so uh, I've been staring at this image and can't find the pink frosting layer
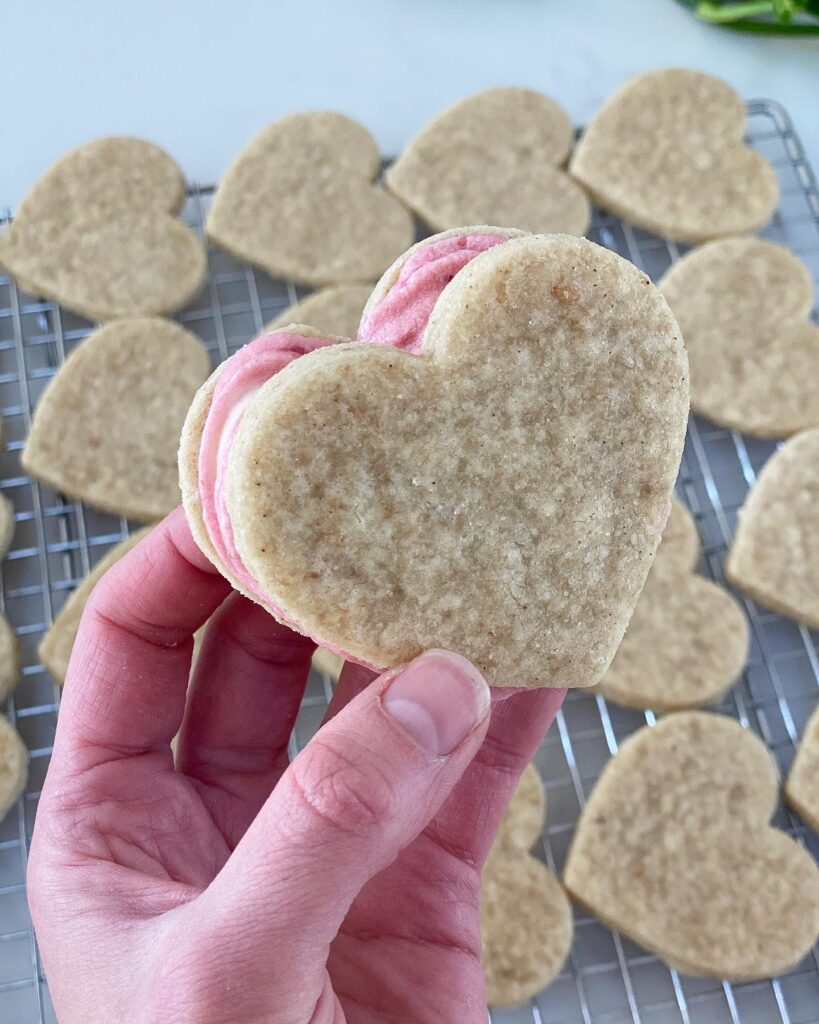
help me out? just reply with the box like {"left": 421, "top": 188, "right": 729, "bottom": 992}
{"left": 199, "top": 331, "right": 336, "bottom": 620}
{"left": 359, "top": 233, "right": 507, "bottom": 352}
{"left": 199, "top": 232, "right": 509, "bottom": 668}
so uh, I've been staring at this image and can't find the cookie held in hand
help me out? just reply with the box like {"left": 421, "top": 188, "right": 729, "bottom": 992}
{"left": 482, "top": 764, "right": 573, "bottom": 1007}
{"left": 564, "top": 712, "right": 819, "bottom": 979}
{"left": 0, "top": 137, "right": 206, "bottom": 321}
{"left": 571, "top": 69, "right": 778, "bottom": 243}
{"left": 598, "top": 499, "right": 749, "bottom": 711}
{"left": 726, "top": 428, "right": 819, "bottom": 628}
{"left": 387, "top": 87, "right": 590, "bottom": 236}
{"left": 180, "top": 228, "right": 688, "bottom": 687}
{"left": 660, "top": 238, "right": 819, "bottom": 438}
{"left": 207, "top": 112, "right": 414, "bottom": 286}
{"left": 24, "top": 319, "right": 210, "bottom": 522}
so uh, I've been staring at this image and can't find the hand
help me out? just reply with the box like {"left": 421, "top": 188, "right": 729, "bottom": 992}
{"left": 28, "top": 508, "right": 565, "bottom": 1024}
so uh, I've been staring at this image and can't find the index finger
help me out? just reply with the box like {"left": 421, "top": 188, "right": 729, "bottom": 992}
{"left": 54, "top": 507, "right": 231, "bottom": 767}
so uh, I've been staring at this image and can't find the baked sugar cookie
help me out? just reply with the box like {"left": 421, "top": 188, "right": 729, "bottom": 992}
{"left": 599, "top": 498, "right": 748, "bottom": 711}
{"left": 660, "top": 238, "right": 819, "bottom": 438}
{"left": 494, "top": 762, "right": 545, "bottom": 852}
{"left": 24, "top": 319, "right": 210, "bottom": 521}
{"left": 654, "top": 498, "right": 700, "bottom": 576}
{"left": 0, "top": 137, "right": 205, "bottom": 321}
{"left": 386, "top": 87, "right": 590, "bottom": 236}
{"left": 181, "top": 229, "right": 688, "bottom": 687}
{"left": 39, "top": 529, "right": 151, "bottom": 684}
{"left": 266, "top": 285, "right": 371, "bottom": 341}
{"left": 482, "top": 764, "right": 572, "bottom": 1006}
{"left": 785, "top": 706, "right": 819, "bottom": 832}
{"left": 0, "top": 493, "right": 14, "bottom": 561}
{"left": 482, "top": 853, "right": 573, "bottom": 1007}
{"left": 311, "top": 647, "right": 343, "bottom": 682}
{"left": 0, "top": 614, "right": 20, "bottom": 704}
{"left": 571, "top": 69, "right": 778, "bottom": 243}
{"left": 564, "top": 712, "right": 819, "bottom": 979}
{"left": 207, "top": 112, "right": 414, "bottom": 286}
{"left": 0, "top": 715, "right": 28, "bottom": 823}
{"left": 726, "top": 429, "right": 819, "bottom": 628}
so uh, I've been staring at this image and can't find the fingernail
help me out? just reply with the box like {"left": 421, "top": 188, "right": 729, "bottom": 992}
{"left": 381, "top": 649, "right": 490, "bottom": 755}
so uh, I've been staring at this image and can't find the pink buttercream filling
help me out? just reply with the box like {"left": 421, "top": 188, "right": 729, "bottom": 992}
{"left": 359, "top": 233, "right": 507, "bottom": 352}
{"left": 199, "top": 331, "right": 336, "bottom": 624}
{"left": 199, "top": 232, "right": 510, "bottom": 666}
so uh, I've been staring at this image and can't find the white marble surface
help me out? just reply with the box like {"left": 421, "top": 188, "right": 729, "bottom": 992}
{"left": 3, "top": 0, "right": 818, "bottom": 207}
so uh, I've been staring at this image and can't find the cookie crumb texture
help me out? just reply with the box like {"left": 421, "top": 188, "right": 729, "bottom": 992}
{"left": 564, "top": 712, "right": 819, "bottom": 979}
{"left": 726, "top": 428, "right": 819, "bottom": 628}
{"left": 23, "top": 319, "right": 210, "bottom": 522}
{"left": 571, "top": 69, "right": 778, "bottom": 243}
{"left": 229, "top": 235, "right": 688, "bottom": 686}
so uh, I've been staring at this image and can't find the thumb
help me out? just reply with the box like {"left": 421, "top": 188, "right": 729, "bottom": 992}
{"left": 196, "top": 649, "right": 490, "bottom": 990}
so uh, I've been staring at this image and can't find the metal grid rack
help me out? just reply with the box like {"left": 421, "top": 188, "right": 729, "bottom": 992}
{"left": 0, "top": 99, "right": 817, "bottom": 1024}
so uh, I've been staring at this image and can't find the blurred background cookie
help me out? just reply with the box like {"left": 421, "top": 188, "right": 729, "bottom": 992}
{"left": 727, "top": 428, "right": 819, "bottom": 628}
{"left": 387, "top": 87, "right": 590, "bottom": 236}
{"left": 482, "top": 764, "right": 573, "bottom": 1007}
{"left": 571, "top": 69, "right": 778, "bottom": 242}
{"left": 265, "top": 284, "right": 371, "bottom": 340}
{"left": 661, "top": 238, "right": 819, "bottom": 438}
{"left": 23, "top": 319, "right": 210, "bottom": 522}
{"left": 39, "top": 529, "right": 152, "bottom": 685}
{"left": 207, "top": 112, "right": 414, "bottom": 286}
{"left": 0, "top": 715, "right": 28, "bottom": 824}
{"left": 564, "top": 712, "right": 819, "bottom": 979}
{"left": 598, "top": 498, "right": 749, "bottom": 711}
{"left": 0, "top": 137, "right": 206, "bottom": 321}
{"left": 786, "top": 707, "right": 819, "bottom": 832}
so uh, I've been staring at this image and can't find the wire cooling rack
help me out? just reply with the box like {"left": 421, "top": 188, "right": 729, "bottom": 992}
{"left": 0, "top": 99, "right": 818, "bottom": 1024}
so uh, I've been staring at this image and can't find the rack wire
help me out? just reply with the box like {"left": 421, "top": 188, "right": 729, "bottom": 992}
{"left": 0, "top": 99, "right": 817, "bottom": 1024}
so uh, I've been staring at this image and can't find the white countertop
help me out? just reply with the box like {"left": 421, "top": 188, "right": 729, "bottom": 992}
{"left": 3, "top": 0, "right": 818, "bottom": 208}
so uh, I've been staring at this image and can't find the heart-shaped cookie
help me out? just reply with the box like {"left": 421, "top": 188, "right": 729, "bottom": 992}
{"left": 180, "top": 231, "right": 688, "bottom": 687}
{"left": 726, "top": 428, "right": 819, "bottom": 628}
{"left": 564, "top": 712, "right": 819, "bottom": 979}
{"left": 265, "top": 284, "right": 372, "bottom": 341}
{"left": 386, "top": 87, "right": 590, "bottom": 236}
{"left": 24, "top": 319, "right": 210, "bottom": 522}
{"left": 660, "top": 238, "right": 819, "bottom": 438}
{"left": 0, "top": 715, "right": 28, "bottom": 824}
{"left": 0, "top": 137, "right": 206, "bottom": 321}
{"left": 786, "top": 706, "right": 819, "bottom": 832}
{"left": 570, "top": 69, "right": 778, "bottom": 243}
{"left": 482, "top": 764, "right": 573, "bottom": 1007}
{"left": 207, "top": 112, "right": 414, "bottom": 286}
{"left": 598, "top": 498, "right": 749, "bottom": 711}
{"left": 39, "top": 528, "right": 152, "bottom": 684}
